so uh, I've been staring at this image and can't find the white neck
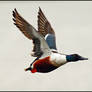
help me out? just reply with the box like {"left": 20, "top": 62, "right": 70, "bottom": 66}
{"left": 50, "top": 52, "right": 67, "bottom": 67}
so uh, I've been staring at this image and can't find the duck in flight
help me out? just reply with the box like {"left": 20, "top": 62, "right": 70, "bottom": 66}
{"left": 12, "top": 8, "right": 88, "bottom": 73}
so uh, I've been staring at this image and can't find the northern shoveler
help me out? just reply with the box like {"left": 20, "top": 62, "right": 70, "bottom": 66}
{"left": 12, "top": 8, "right": 88, "bottom": 73}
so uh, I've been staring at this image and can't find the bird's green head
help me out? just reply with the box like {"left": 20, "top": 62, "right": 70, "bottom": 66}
{"left": 66, "top": 54, "right": 88, "bottom": 62}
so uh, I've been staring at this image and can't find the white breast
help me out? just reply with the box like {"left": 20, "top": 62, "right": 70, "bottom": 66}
{"left": 50, "top": 53, "right": 67, "bottom": 67}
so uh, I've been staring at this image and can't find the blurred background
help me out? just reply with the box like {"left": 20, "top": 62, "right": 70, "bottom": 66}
{"left": 0, "top": 1, "right": 92, "bottom": 91}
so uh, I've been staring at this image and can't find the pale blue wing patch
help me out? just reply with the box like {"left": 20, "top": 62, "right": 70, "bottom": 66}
{"left": 45, "top": 34, "right": 57, "bottom": 50}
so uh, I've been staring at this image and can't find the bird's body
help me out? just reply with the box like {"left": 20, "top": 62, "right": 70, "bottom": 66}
{"left": 12, "top": 8, "right": 88, "bottom": 73}
{"left": 30, "top": 52, "right": 67, "bottom": 73}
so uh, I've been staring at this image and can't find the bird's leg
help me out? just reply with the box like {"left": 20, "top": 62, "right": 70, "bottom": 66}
{"left": 24, "top": 67, "right": 32, "bottom": 71}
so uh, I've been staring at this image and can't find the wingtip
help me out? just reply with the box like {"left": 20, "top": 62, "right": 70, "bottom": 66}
{"left": 39, "top": 7, "right": 41, "bottom": 10}
{"left": 13, "top": 8, "right": 18, "bottom": 14}
{"left": 39, "top": 7, "right": 42, "bottom": 12}
{"left": 12, "top": 8, "right": 20, "bottom": 18}
{"left": 12, "top": 8, "right": 16, "bottom": 13}
{"left": 14, "top": 8, "right": 17, "bottom": 11}
{"left": 12, "top": 8, "right": 17, "bottom": 17}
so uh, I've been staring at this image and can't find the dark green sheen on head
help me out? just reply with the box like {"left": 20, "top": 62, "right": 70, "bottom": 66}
{"left": 66, "top": 54, "right": 88, "bottom": 62}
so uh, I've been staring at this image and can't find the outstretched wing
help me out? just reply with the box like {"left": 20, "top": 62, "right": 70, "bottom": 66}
{"left": 12, "top": 9, "right": 51, "bottom": 57}
{"left": 38, "top": 7, "right": 57, "bottom": 50}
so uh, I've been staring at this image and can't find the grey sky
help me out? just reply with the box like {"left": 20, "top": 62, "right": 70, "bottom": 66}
{"left": 0, "top": 1, "right": 92, "bottom": 91}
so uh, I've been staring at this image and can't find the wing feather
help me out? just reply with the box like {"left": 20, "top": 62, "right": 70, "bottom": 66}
{"left": 38, "top": 7, "right": 55, "bottom": 37}
{"left": 38, "top": 7, "right": 57, "bottom": 50}
{"left": 12, "top": 8, "right": 51, "bottom": 57}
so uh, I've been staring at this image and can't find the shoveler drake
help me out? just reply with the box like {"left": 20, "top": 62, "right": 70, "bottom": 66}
{"left": 12, "top": 8, "right": 88, "bottom": 73}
